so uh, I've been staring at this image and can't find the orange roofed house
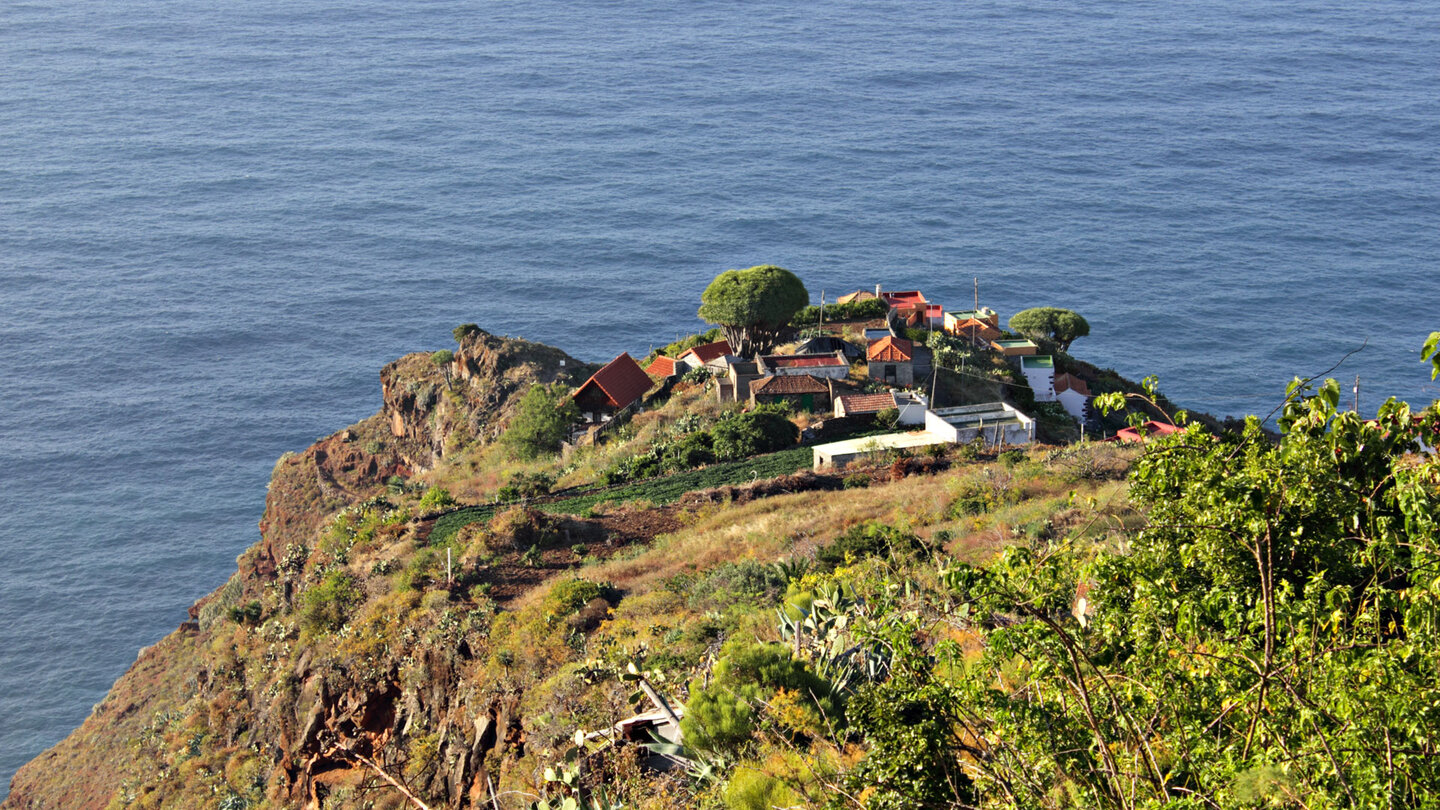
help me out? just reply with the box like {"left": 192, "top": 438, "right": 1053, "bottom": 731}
{"left": 866, "top": 335, "right": 914, "bottom": 386}
{"left": 644, "top": 355, "right": 685, "bottom": 379}
{"left": 572, "top": 353, "right": 653, "bottom": 423}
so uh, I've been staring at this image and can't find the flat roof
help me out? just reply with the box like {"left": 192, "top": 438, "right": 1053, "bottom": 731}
{"left": 1021, "top": 355, "right": 1054, "bottom": 369}
{"left": 992, "top": 339, "right": 1037, "bottom": 348}
{"left": 930, "top": 402, "right": 1031, "bottom": 427}
{"left": 813, "top": 431, "right": 946, "bottom": 456}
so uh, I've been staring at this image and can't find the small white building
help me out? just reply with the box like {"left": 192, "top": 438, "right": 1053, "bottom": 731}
{"left": 924, "top": 403, "right": 1035, "bottom": 447}
{"left": 1021, "top": 355, "right": 1056, "bottom": 402}
{"left": 1052, "top": 373, "right": 1092, "bottom": 422}
{"left": 813, "top": 430, "right": 948, "bottom": 469}
{"left": 833, "top": 391, "right": 928, "bottom": 425}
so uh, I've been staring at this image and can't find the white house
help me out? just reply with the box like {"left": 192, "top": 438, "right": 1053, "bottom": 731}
{"left": 833, "top": 391, "right": 928, "bottom": 425}
{"left": 924, "top": 403, "right": 1035, "bottom": 447}
{"left": 1052, "top": 373, "right": 1091, "bottom": 422}
{"left": 1021, "top": 355, "right": 1056, "bottom": 402}
{"left": 812, "top": 430, "right": 947, "bottom": 469}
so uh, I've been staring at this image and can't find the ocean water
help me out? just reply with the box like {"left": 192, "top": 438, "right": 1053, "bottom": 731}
{"left": 2, "top": 0, "right": 1437, "bottom": 792}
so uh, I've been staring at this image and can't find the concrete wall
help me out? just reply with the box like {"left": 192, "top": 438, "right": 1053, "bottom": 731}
{"left": 867, "top": 360, "right": 914, "bottom": 386}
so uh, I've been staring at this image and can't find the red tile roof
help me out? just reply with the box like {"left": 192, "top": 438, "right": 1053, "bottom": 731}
{"left": 880, "top": 290, "right": 927, "bottom": 307}
{"left": 867, "top": 335, "right": 914, "bottom": 362}
{"left": 1115, "top": 421, "right": 1181, "bottom": 443}
{"left": 573, "top": 353, "right": 653, "bottom": 410}
{"left": 836, "top": 393, "right": 899, "bottom": 415}
{"left": 645, "top": 355, "right": 683, "bottom": 377}
{"left": 763, "top": 353, "right": 846, "bottom": 368}
{"left": 751, "top": 374, "right": 830, "bottom": 395}
{"left": 1053, "top": 373, "right": 1091, "bottom": 396}
{"left": 951, "top": 318, "right": 1000, "bottom": 339}
{"left": 679, "top": 340, "right": 733, "bottom": 364}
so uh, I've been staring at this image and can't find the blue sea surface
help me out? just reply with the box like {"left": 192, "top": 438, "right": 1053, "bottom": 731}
{"left": 1, "top": 0, "right": 1437, "bottom": 792}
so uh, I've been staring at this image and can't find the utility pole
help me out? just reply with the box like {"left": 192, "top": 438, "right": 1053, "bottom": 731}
{"left": 819, "top": 288, "right": 825, "bottom": 330}
{"left": 974, "top": 277, "right": 979, "bottom": 312}
{"left": 1354, "top": 375, "right": 1360, "bottom": 414}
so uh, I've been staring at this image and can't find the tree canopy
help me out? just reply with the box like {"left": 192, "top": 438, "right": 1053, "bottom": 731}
{"left": 502, "top": 382, "right": 578, "bottom": 460}
{"left": 697, "top": 265, "right": 809, "bottom": 356}
{"left": 1008, "top": 306, "right": 1090, "bottom": 351}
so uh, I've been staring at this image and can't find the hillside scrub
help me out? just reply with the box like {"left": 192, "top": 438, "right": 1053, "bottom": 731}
{"left": 16, "top": 320, "right": 1439, "bottom": 810}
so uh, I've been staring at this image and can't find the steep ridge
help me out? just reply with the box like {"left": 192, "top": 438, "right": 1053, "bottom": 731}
{"left": 5, "top": 329, "right": 590, "bottom": 809}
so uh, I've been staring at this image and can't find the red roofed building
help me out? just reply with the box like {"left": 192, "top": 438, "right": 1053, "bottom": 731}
{"left": 833, "top": 391, "right": 929, "bottom": 425}
{"left": 1114, "top": 420, "right": 1181, "bottom": 443}
{"left": 645, "top": 355, "right": 684, "bottom": 379}
{"left": 947, "top": 317, "right": 1001, "bottom": 345}
{"left": 880, "top": 291, "right": 936, "bottom": 330}
{"left": 572, "top": 353, "right": 653, "bottom": 422}
{"left": 867, "top": 336, "right": 915, "bottom": 385}
{"left": 678, "top": 340, "right": 734, "bottom": 369}
{"left": 880, "top": 290, "right": 928, "bottom": 308}
{"left": 1053, "top": 373, "right": 1092, "bottom": 422}
{"left": 749, "top": 374, "right": 832, "bottom": 411}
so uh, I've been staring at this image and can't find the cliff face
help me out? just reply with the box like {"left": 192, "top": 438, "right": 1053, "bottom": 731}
{"left": 4, "top": 329, "right": 589, "bottom": 810}
{"left": 381, "top": 329, "right": 593, "bottom": 472}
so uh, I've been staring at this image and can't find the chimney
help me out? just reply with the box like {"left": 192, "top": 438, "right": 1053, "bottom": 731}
{"left": 875, "top": 283, "right": 882, "bottom": 298}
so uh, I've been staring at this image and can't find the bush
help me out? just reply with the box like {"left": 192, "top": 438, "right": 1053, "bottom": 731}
{"left": 816, "top": 522, "right": 924, "bottom": 570}
{"left": 544, "top": 578, "right": 614, "bottom": 619}
{"left": 503, "top": 382, "right": 580, "bottom": 460}
{"left": 496, "top": 470, "right": 555, "bottom": 502}
{"left": 711, "top": 406, "right": 799, "bottom": 461}
{"left": 875, "top": 408, "right": 900, "bottom": 430}
{"left": 300, "top": 570, "right": 362, "bottom": 634}
{"left": 452, "top": 323, "right": 480, "bottom": 343}
{"left": 418, "top": 486, "right": 456, "bottom": 511}
{"left": 681, "top": 640, "right": 839, "bottom": 754}
{"left": 790, "top": 298, "right": 887, "bottom": 326}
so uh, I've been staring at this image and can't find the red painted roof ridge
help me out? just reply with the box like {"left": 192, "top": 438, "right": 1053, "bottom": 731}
{"left": 575, "top": 352, "right": 653, "bottom": 410}
{"left": 751, "top": 374, "right": 829, "bottom": 395}
{"left": 867, "top": 335, "right": 914, "bottom": 362}
{"left": 679, "top": 340, "right": 733, "bottom": 364}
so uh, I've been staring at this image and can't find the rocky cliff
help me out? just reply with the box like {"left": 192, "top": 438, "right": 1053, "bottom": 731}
{"left": 4, "top": 329, "right": 591, "bottom": 810}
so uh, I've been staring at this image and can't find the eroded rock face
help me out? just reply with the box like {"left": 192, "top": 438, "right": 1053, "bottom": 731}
{"left": 380, "top": 328, "right": 592, "bottom": 472}
{"left": 4, "top": 329, "right": 588, "bottom": 810}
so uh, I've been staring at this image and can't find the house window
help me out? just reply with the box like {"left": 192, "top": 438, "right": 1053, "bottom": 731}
{"left": 884, "top": 364, "right": 896, "bottom": 381}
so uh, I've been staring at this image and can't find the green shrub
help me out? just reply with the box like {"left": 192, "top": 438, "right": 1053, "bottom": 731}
{"left": 544, "top": 578, "right": 613, "bottom": 619}
{"left": 300, "top": 570, "right": 362, "bottom": 633}
{"left": 685, "top": 560, "right": 787, "bottom": 609}
{"left": 711, "top": 406, "right": 798, "bottom": 461}
{"left": 504, "top": 382, "right": 580, "bottom": 460}
{"left": 452, "top": 323, "right": 480, "bottom": 343}
{"left": 228, "top": 600, "right": 263, "bottom": 626}
{"left": 497, "top": 470, "right": 555, "bottom": 502}
{"left": 816, "top": 522, "right": 924, "bottom": 570}
{"left": 681, "top": 640, "right": 839, "bottom": 754}
{"left": 417, "top": 486, "right": 456, "bottom": 511}
{"left": 790, "top": 298, "right": 886, "bottom": 326}
{"left": 875, "top": 408, "right": 900, "bottom": 430}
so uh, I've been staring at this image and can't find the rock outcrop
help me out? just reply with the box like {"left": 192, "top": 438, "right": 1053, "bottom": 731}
{"left": 4, "top": 329, "right": 590, "bottom": 810}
